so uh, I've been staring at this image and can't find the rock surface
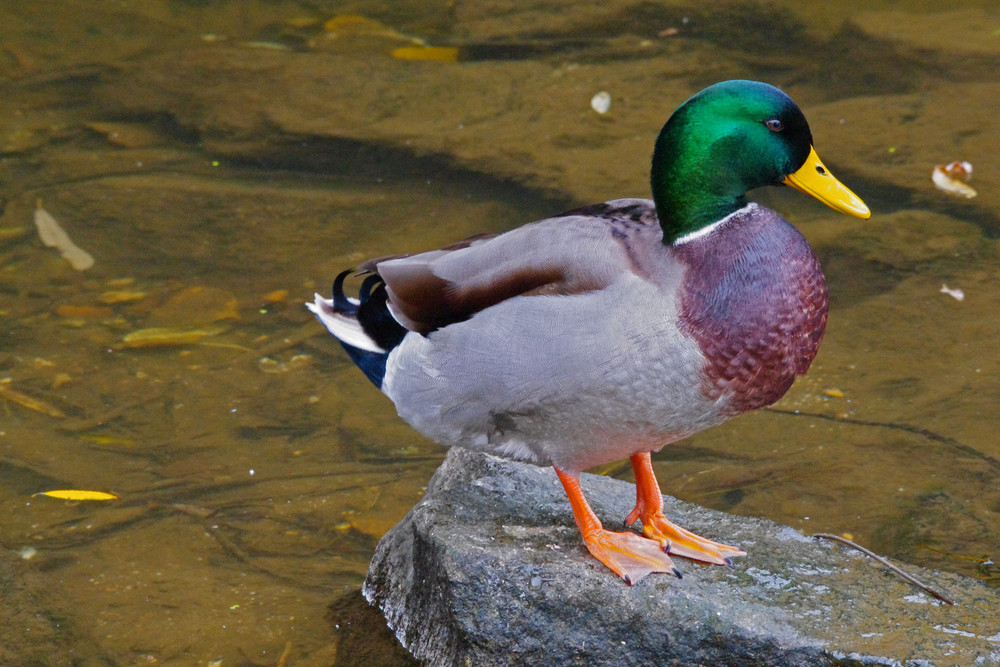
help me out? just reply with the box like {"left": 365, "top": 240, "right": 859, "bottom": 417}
{"left": 363, "top": 448, "right": 1000, "bottom": 666}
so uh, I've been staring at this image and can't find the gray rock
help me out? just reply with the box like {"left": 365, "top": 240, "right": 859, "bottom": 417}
{"left": 363, "top": 448, "right": 1000, "bottom": 666}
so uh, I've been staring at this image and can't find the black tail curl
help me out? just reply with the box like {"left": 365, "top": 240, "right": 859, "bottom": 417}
{"left": 332, "top": 270, "right": 360, "bottom": 315}
{"left": 330, "top": 270, "right": 407, "bottom": 352}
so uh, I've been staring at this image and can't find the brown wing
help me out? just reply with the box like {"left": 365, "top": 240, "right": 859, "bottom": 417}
{"left": 369, "top": 211, "right": 653, "bottom": 335}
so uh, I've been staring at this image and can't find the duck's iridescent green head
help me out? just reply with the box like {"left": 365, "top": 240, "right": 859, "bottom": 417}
{"left": 651, "top": 80, "right": 869, "bottom": 244}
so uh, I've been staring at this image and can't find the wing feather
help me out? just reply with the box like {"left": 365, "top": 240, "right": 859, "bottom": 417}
{"left": 367, "top": 199, "right": 662, "bottom": 334}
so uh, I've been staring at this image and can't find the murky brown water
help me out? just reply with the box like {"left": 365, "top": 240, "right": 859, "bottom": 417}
{"left": 1, "top": 1, "right": 998, "bottom": 664}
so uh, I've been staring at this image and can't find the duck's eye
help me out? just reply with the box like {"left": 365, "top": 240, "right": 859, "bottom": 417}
{"left": 765, "top": 118, "right": 784, "bottom": 132}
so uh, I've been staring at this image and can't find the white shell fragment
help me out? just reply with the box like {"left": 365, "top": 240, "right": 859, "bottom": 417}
{"left": 33, "top": 200, "right": 94, "bottom": 270}
{"left": 939, "top": 284, "right": 964, "bottom": 301}
{"left": 591, "top": 91, "right": 612, "bottom": 114}
{"left": 932, "top": 161, "right": 976, "bottom": 198}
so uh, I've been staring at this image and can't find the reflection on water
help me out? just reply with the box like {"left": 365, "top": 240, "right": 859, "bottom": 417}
{"left": 1, "top": 0, "right": 998, "bottom": 662}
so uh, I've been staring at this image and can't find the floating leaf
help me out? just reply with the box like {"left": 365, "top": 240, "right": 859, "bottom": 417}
{"left": 34, "top": 199, "right": 95, "bottom": 270}
{"left": 932, "top": 161, "right": 976, "bottom": 198}
{"left": 940, "top": 284, "right": 965, "bottom": 301}
{"left": 591, "top": 91, "right": 612, "bottom": 114}
{"left": 34, "top": 489, "right": 120, "bottom": 501}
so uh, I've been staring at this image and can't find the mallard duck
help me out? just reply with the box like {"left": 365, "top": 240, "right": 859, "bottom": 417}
{"left": 309, "top": 80, "right": 870, "bottom": 584}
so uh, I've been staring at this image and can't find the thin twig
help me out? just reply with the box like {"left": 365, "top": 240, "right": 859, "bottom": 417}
{"left": 814, "top": 533, "right": 954, "bottom": 605}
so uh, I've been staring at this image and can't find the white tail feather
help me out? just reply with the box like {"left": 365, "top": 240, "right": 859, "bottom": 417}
{"left": 307, "top": 294, "right": 386, "bottom": 354}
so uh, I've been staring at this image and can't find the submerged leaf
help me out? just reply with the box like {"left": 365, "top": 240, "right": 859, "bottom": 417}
{"left": 120, "top": 324, "right": 226, "bottom": 348}
{"left": 391, "top": 46, "right": 459, "bottom": 62}
{"left": 149, "top": 286, "right": 239, "bottom": 327}
{"left": 54, "top": 304, "right": 114, "bottom": 318}
{"left": 0, "top": 382, "right": 67, "bottom": 418}
{"left": 324, "top": 14, "right": 418, "bottom": 43}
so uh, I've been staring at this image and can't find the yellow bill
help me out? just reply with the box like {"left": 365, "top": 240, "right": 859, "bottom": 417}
{"left": 783, "top": 146, "right": 870, "bottom": 219}
{"left": 34, "top": 489, "right": 120, "bottom": 501}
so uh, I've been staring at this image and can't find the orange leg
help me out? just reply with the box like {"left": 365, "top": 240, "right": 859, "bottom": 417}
{"left": 555, "top": 467, "right": 680, "bottom": 585}
{"left": 624, "top": 452, "right": 745, "bottom": 565}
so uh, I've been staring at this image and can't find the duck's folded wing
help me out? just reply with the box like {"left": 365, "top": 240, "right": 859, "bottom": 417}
{"left": 372, "top": 215, "right": 644, "bottom": 335}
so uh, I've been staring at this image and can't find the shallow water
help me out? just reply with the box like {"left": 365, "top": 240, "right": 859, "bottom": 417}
{"left": 1, "top": 1, "right": 998, "bottom": 664}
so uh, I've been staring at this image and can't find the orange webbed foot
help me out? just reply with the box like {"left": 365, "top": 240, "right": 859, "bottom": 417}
{"left": 626, "top": 452, "right": 746, "bottom": 566}
{"left": 624, "top": 508, "right": 745, "bottom": 565}
{"left": 580, "top": 527, "right": 682, "bottom": 585}
{"left": 555, "top": 466, "right": 682, "bottom": 585}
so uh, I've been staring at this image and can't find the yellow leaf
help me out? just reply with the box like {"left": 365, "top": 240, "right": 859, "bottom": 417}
{"left": 391, "top": 46, "right": 459, "bottom": 62}
{"left": 34, "top": 489, "right": 120, "bottom": 501}
{"left": 262, "top": 289, "right": 289, "bottom": 303}
{"left": 79, "top": 435, "right": 135, "bottom": 447}
{"left": 323, "top": 15, "right": 373, "bottom": 32}
{"left": 98, "top": 290, "right": 148, "bottom": 304}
